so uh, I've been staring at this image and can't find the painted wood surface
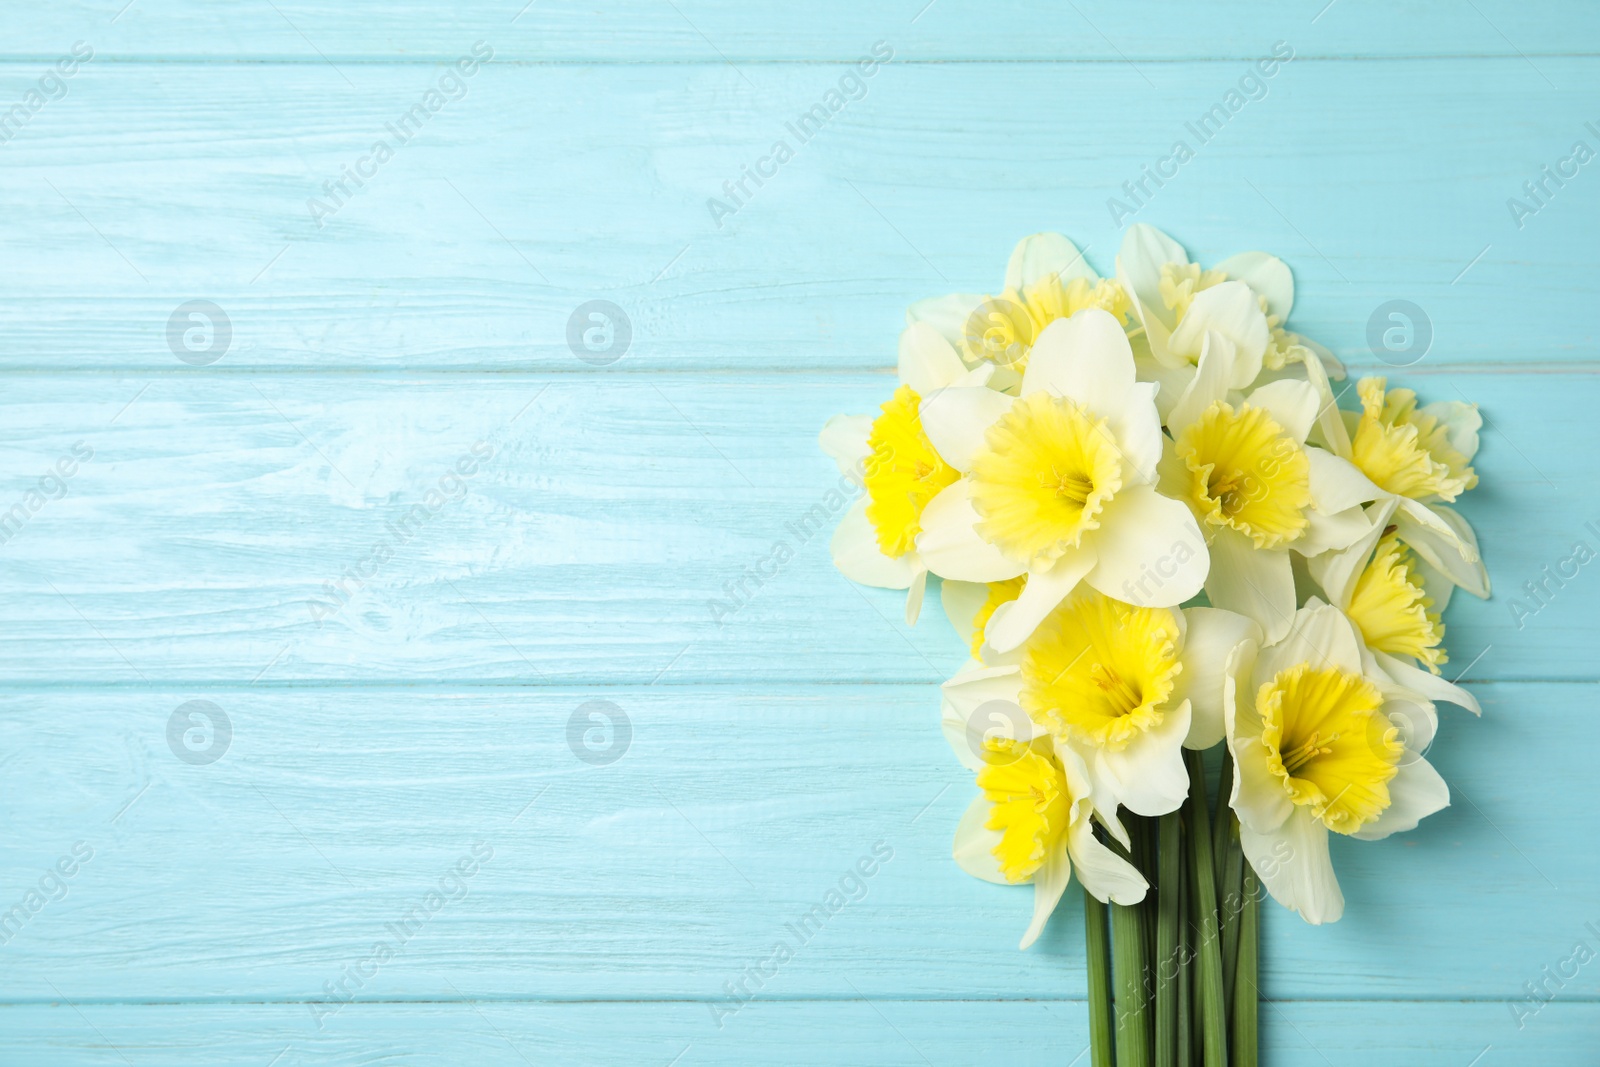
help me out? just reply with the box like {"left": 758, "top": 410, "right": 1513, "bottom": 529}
{"left": 2, "top": 2, "right": 1597, "bottom": 1063}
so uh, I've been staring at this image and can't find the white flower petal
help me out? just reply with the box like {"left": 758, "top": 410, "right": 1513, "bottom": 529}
{"left": 1246, "top": 378, "right": 1319, "bottom": 445}
{"left": 905, "top": 567, "right": 928, "bottom": 625}
{"left": 907, "top": 292, "right": 986, "bottom": 351}
{"left": 1005, "top": 232, "right": 1096, "bottom": 292}
{"left": 1240, "top": 808, "right": 1344, "bottom": 924}
{"left": 1302, "top": 336, "right": 1346, "bottom": 382}
{"left": 1307, "top": 448, "right": 1384, "bottom": 514}
{"left": 1067, "top": 818, "right": 1148, "bottom": 906}
{"left": 898, "top": 321, "right": 969, "bottom": 394}
{"left": 1394, "top": 501, "right": 1490, "bottom": 598}
{"left": 1106, "top": 381, "right": 1164, "bottom": 485}
{"left": 1254, "top": 600, "right": 1364, "bottom": 683}
{"left": 819, "top": 414, "right": 872, "bottom": 475}
{"left": 1375, "top": 650, "right": 1482, "bottom": 716}
{"left": 1175, "top": 607, "right": 1263, "bottom": 749}
{"left": 915, "top": 481, "right": 1028, "bottom": 583}
{"left": 1419, "top": 400, "right": 1482, "bottom": 464}
{"left": 1214, "top": 250, "right": 1294, "bottom": 322}
{"left": 1084, "top": 484, "right": 1208, "bottom": 608}
{"left": 939, "top": 666, "right": 1033, "bottom": 771}
{"left": 1020, "top": 309, "right": 1137, "bottom": 416}
{"left": 1204, "top": 528, "right": 1296, "bottom": 644}
{"left": 985, "top": 547, "right": 1098, "bottom": 652}
{"left": 919, "top": 387, "right": 1013, "bottom": 473}
{"left": 1134, "top": 354, "right": 1194, "bottom": 422}
{"left": 1020, "top": 841, "right": 1072, "bottom": 950}
{"left": 1168, "top": 281, "right": 1268, "bottom": 381}
{"left": 1307, "top": 497, "right": 1399, "bottom": 610}
{"left": 1298, "top": 503, "right": 1373, "bottom": 558}
{"left": 952, "top": 796, "right": 1011, "bottom": 886}
{"left": 1351, "top": 757, "right": 1450, "bottom": 841}
{"left": 1095, "top": 699, "right": 1192, "bottom": 816}
{"left": 940, "top": 580, "right": 989, "bottom": 651}
{"left": 1117, "top": 223, "right": 1189, "bottom": 332}
{"left": 831, "top": 496, "right": 917, "bottom": 589}
{"left": 1166, "top": 329, "right": 1239, "bottom": 432}
{"left": 1301, "top": 347, "right": 1353, "bottom": 455}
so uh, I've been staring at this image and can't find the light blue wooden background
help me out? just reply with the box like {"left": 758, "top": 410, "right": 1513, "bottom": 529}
{"left": 0, "top": 1, "right": 1596, "bottom": 1063}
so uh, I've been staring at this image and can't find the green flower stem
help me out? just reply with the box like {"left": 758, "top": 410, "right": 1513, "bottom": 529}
{"left": 1183, "top": 748, "right": 1229, "bottom": 1067}
{"left": 1233, "top": 865, "right": 1260, "bottom": 1067}
{"left": 1085, "top": 886, "right": 1116, "bottom": 1067}
{"left": 1112, "top": 821, "right": 1151, "bottom": 1067}
{"left": 1219, "top": 816, "right": 1244, "bottom": 1023}
{"left": 1154, "top": 811, "right": 1182, "bottom": 1067}
{"left": 1177, "top": 844, "right": 1191, "bottom": 1067}
{"left": 1210, "top": 754, "right": 1234, "bottom": 900}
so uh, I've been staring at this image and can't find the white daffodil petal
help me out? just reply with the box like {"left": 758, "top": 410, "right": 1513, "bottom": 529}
{"left": 1166, "top": 329, "right": 1238, "bottom": 432}
{"left": 1300, "top": 346, "right": 1352, "bottom": 456}
{"left": 1067, "top": 818, "right": 1148, "bottom": 906}
{"left": 907, "top": 292, "right": 986, "bottom": 351}
{"left": 1176, "top": 607, "right": 1263, "bottom": 749}
{"left": 1169, "top": 281, "right": 1269, "bottom": 382}
{"left": 1095, "top": 699, "right": 1192, "bottom": 816}
{"left": 940, "top": 687, "right": 1036, "bottom": 773}
{"left": 985, "top": 548, "right": 1098, "bottom": 652}
{"left": 819, "top": 414, "right": 872, "bottom": 475}
{"left": 1204, "top": 527, "right": 1296, "bottom": 644}
{"left": 1307, "top": 496, "right": 1398, "bottom": 609}
{"left": 1302, "top": 336, "right": 1346, "bottom": 382}
{"left": 1393, "top": 500, "right": 1490, "bottom": 598}
{"left": 940, "top": 580, "right": 989, "bottom": 650}
{"left": 1351, "top": 757, "right": 1450, "bottom": 841}
{"left": 1106, "top": 382, "right": 1165, "bottom": 485}
{"left": 1214, "top": 250, "right": 1294, "bottom": 322}
{"left": 1254, "top": 600, "right": 1364, "bottom": 684}
{"left": 1419, "top": 400, "right": 1483, "bottom": 464}
{"left": 1412, "top": 552, "right": 1456, "bottom": 614}
{"left": 1247, "top": 378, "right": 1319, "bottom": 445}
{"left": 1376, "top": 650, "right": 1482, "bottom": 716}
{"left": 916, "top": 481, "right": 1028, "bottom": 583}
{"left": 1005, "top": 232, "right": 1096, "bottom": 292}
{"left": 919, "top": 387, "right": 1013, "bottom": 473}
{"left": 1085, "top": 484, "right": 1208, "bottom": 608}
{"left": 1373, "top": 684, "right": 1439, "bottom": 756}
{"left": 1240, "top": 808, "right": 1344, "bottom": 924}
{"left": 1020, "top": 309, "right": 1137, "bottom": 413}
{"left": 1134, "top": 355, "right": 1194, "bottom": 423}
{"left": 899, "top": 321, "right": 969, "bottom": 395}
{"left": 1117, "top": 223, "right": 1189, "bottom": 332}
{"left": 831, "top": 496, "right": 917, "bottom": 589}
{"left": 1298, "top": 503, "right": 1373, "bottom": 558}
{"left": 1307, "top": 448, "right": 1384, "bottom": 514}
{"left": 952, "top": 796, "right": 1011, "bottom": 886}
{"left": 1020, "top": 842, "right": 1072, "bottom": 950}
{"left": 905, "top": 567, "right": 928, "bottom": 625}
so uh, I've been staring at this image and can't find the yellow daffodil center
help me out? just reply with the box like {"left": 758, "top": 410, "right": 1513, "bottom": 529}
{"left": 1347, "top": 534, "right": 1447, "bottom": 673}
{"left": 1174, "top": 401, "right": 1311, "bottom": 549}
{"left": 1349, "top": 377, "right": 1477, "bottom": 501}
{"left": 977, "top": 736, "right": 1071, "bottom": 883}
{"left": 863, "top": 384, "right": 959, "bottom": 557}
{"left": 969, "top": 391, "right": 1125, "bottom": 567}
{"left": 1159, "top": 261, "right": 1228, "bottom": 323}
{"left": 1020, "top": 589, "right": 1182, "bottom": 751}
{"left": 1257, "top": 663, "right": 1401, "bottom": 835}
{"left": 970, "top": 575, "right": 1027, "bottom": 659}
{"left": 963, "top": 275, "right": 1130, "bottom": 371}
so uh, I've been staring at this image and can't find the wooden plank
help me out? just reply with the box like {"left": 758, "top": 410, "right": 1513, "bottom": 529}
{"left": 5, "top": 1, "right": 1599, "bottom": 61}
{"left": 0, "top": 682, "right": 1591, "bottom": 1001}
{"left": 0, "top": 370, "right": 1586, "bottom": 684}
{"left": 0, "top": 999, "right": 1592, "bottom": 1066}
{"left": 0, "top": 60, "right": 1595, "bottom": 370}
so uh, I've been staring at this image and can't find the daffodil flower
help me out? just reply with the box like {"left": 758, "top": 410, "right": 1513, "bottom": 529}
{"left": 947, "top": 728, "right": 1147, "bottom": 949}
{"left": 1116, "top": 224, "right": 1344, "bottom": 424}
{"left": 1306, "top": 369, "right": 1489, "bottom": 599}
{"left": 1224, "top": 600, "right": 1451, "bottom": 924}
{"left": 941, "top": 587, "right": 1260, "bottom": 818}
{"left": 1309, "top": 495, "right": 1483, "bottom": 715}
{"left": 912, "top": 308, "right": 1208, "bottom": 651}
{"left": 819, "top": 323, "right": 994, "bottom": 623}
{"left": 1157, "top": 375, "right": 1377, "bottom": 642}
{"left": 905, "top": 232, "right": 1131, "bottom": 390}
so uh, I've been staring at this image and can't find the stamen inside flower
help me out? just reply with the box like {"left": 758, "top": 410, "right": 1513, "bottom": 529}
{"left": 1020, "top": 589, "right": 1182, "bottom": 751}
{"left": 1346, "top": 534, "right": 1447, "bottom": 673}
{"left": 969, "top": 392, "right": 1125, "bottom": 567}
{"left": 864, "top": 384, "right": 959, "bottom": 557}
{"left": 977, "top": 736, "right": 1071, "bottom": 883}
{"left": 970, "top": 575, "right": 1027, "bottom": 659}
{"left": 1348, "top": 378, "right": 1477, "bottom": 501}
{"left": 1256, "top": 664, "right": 1402, "bottom": 834}
{"left": 1174, "top": 401, "right": 1311, "bottom": 549}
{"left": 963, "top": 275, "right": 1129, "bottom": 372}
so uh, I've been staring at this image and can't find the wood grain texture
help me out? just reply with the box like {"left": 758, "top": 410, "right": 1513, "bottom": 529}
{"left": 0, "top": 371, "right": 1586, "bottom": 684}
{"left": 0, "top": 60, "right": 1594, "bottom": 370}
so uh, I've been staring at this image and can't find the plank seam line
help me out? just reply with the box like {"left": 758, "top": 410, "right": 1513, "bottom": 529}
{"left": 0, "top": 54, "right": 1594, "bottom": 66}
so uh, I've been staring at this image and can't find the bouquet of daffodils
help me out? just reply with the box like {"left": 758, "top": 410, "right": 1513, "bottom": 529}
{"left": 820, "top": 225, "right": 1486, "bottom": 1066}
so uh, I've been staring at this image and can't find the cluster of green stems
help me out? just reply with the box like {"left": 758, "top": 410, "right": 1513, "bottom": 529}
{"left": 1084, "top": 748, "right": 1261, "bottom": 1067}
